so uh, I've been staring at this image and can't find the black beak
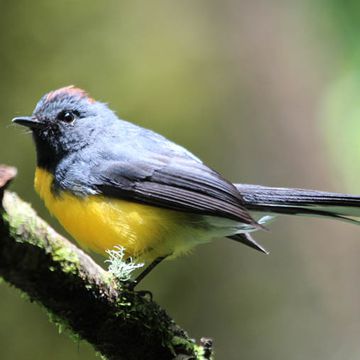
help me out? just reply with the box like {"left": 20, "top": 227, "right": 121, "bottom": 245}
{"left": 12, "top": 116, "right": 45, "bottom": 129}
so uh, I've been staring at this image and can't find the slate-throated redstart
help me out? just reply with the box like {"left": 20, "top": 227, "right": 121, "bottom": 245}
{"left": 12, "top": 86, "right": 360, "bottom": 283}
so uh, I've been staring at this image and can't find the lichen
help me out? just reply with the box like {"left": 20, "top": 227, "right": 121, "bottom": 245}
{"left": 105, "top": 246, "right": 143, "bottom": 282}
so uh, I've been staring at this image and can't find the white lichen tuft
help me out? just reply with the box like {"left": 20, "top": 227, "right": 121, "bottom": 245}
{"left": 105, "top": 246, "right": 144, "bottom": 281}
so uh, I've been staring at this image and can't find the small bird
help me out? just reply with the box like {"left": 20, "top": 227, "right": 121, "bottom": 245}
{"left": 12, "top": 86, "right": 360, "bottom": 282}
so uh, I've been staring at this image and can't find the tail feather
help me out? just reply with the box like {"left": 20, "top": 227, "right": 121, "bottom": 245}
{"left": 235, "top": 184, "right": 360, "bottom": 224}
{"left": 228, "top": 233, "right": 269, "bottom": 254}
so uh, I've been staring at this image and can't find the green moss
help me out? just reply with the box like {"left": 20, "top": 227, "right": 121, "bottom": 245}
{"left": 170, "top": 335, "right": 195, "bottom": 352}
{"left": 101, "top": 271, "right": 118, "bottom": 289}
{"left": 113, "top": 294, "right": 134, "bottom": 319}
{"left": 4, "top": 281, "right": 82, "bottom": 349}
{"left": 95, "top": 351, "right": 108, "bottom": 359}
{"left": 3, "top": 212, "right": 41, "bottom": 248}
{"left": 171, "top": 335, "right": 190, "bottom": 347}
{"left": 46, "top": 309, "right": 81, "bottom": 343}
{"left": 2, "top": 192, "right": 47, "bottom": 248}
{"left": 7, "top": 281, "right": 79, "bottom": 342}
{"left": 170, "top": 337, "right": 213, "bottom": 359}
{"left": 2, "top": 192, "right": 80, "bottom": 275}
{"left": 19, "top": 290, "right": 31, "bottom": 302}
{"left": 193, "top": 344, "right": 208, "bottom": 360}
{"left": 51, "top": 244, "right": 79, "bottom": 275}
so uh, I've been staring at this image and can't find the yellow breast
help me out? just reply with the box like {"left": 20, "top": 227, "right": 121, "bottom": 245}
{"left": 34, "top": 168, "right": 209, "bottom": 261}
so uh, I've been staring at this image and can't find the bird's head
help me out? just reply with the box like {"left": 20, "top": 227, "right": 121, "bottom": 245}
{"left": 13, "top": 86, "right": 115, "bottom": 170}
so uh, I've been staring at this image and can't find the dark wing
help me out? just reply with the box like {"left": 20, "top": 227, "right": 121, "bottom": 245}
{"left": 92, "top": 155, "right": 259, "bottom": 226}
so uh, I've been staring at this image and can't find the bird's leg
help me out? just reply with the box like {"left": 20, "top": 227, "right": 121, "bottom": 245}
{"left": 134, "top": 256, "right": 167, "bottom": 285}
{"left": 126, "top": 256, "right": 167, "bottom": 300}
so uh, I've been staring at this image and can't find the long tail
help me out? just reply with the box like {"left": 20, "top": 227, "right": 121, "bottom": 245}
{"left": 235, "top": 184, "right": 360, "bottom": 225}
{"left": 229, "top": 184, "right": 360, "bottom": 254}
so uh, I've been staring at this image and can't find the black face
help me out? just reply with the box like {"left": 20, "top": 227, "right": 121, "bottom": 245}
{"left": 12, "top": 87, "right": 105, "bottom": 171}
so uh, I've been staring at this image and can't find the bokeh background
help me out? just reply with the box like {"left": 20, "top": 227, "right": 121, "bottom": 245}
{"left": 1, "top": 1, "right": 360, "bottom": 359}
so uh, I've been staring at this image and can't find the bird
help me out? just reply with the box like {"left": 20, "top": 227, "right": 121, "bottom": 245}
{"left": 12, "top": 86, "right": 360, "bottom": 283}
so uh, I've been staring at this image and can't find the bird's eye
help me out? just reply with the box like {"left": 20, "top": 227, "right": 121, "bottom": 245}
{"left": 57, "top": 110, "right": 77, "bottom": 123}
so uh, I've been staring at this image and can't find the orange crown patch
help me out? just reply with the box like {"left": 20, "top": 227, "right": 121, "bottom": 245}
{"left": 45, "top": 86, "right": 95, "bottom": 104}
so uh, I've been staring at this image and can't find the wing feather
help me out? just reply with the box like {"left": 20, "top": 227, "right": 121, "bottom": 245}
{"left": 92, "top": 156, "right": 258, "bottom": 225}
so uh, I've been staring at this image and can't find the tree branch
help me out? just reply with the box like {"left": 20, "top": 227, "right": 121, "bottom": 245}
{"left": 0, "top": 165, "right": 213, "bottom": 360}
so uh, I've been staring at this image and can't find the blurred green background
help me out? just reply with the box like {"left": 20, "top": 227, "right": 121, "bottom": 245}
{"left": 1, "top": 1, "right": 360, "bottom": 359}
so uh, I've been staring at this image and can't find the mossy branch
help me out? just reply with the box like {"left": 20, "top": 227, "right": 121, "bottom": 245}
{"left": 0, "top": 165, "right": 213, "bottom": 360}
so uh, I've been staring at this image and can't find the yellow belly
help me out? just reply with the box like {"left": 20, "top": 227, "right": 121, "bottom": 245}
{"left": 34, "top": 168, "right": 209, "bottom": 261}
